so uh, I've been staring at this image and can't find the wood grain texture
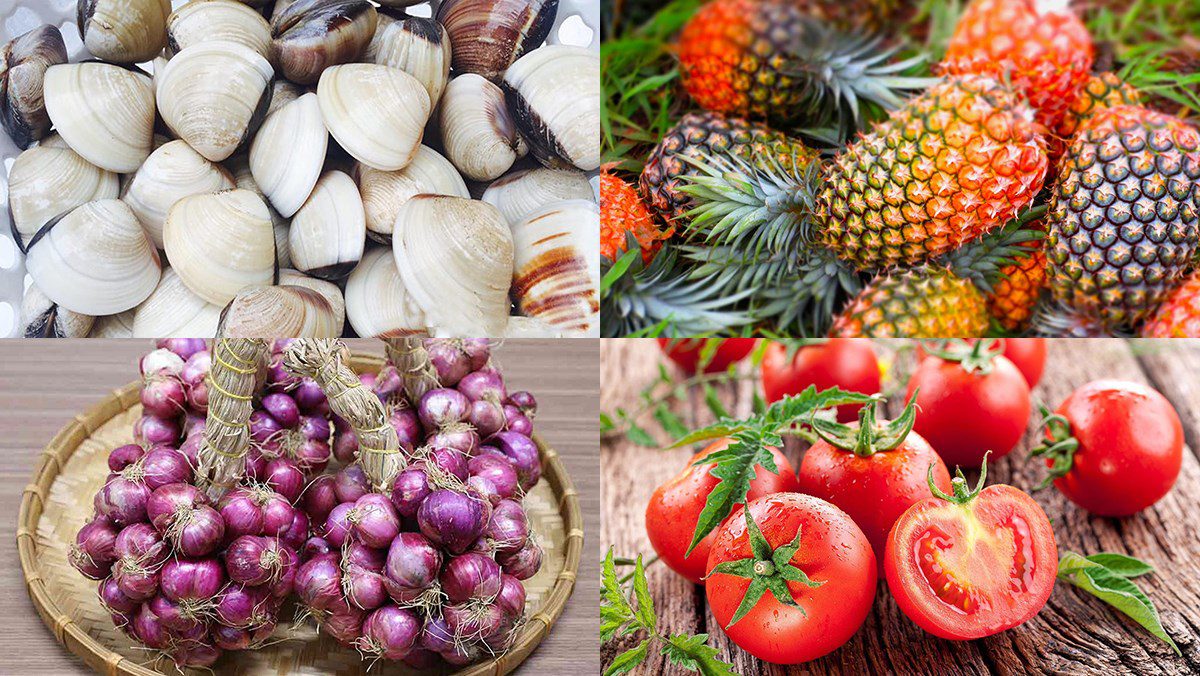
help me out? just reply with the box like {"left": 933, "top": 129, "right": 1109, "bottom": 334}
{"left": 601, "top": 338, "right": 1200, "bottom": 676}
{"left": 0, "top": 339, "right": 600, "bottom": 675}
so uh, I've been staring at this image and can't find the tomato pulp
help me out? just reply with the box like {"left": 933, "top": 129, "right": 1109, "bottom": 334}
{"left": 761, "top": 339, "right": 881, "bottom": 422}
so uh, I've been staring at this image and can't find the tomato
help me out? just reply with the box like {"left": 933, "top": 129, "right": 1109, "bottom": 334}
{"left": 797, "top": 399, "right": 951, "bottom": 563}
{"left": 1034, "top": 379, "right": 1182, "bottom": 516}
{"left": 645, "top": 439, "right": 799, "bottom": 584}
{"left": 761, "top": 339, "right": 881, "bottom": 422}
{"left": 917, "top": 338, "right": 1046, "bottom": 388}
{"left": 885, "top": 467, "right": 1057, "bottom": 640}
{"left": 705, "top": 493, "right": 875, "bottom": 664}
{"left": 906, "top": 342, "right": 1031, "bottom": 467}
{"left": 657, "top": 338, "right": 757, "bottom": 374}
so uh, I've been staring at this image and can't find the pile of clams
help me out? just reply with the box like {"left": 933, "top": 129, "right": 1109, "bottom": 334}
{"left": 4, "top": 0, "right": 600, "bottom": 338}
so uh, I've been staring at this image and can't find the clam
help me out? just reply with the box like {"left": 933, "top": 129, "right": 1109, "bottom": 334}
{"left": 318, "top": 63, "right": 430, "bottom": 171}
{"left": 218, "top": 284, "right": 341, "bottom": 337}
{"left": 266, "top": 79, "right": 305, "bottom": 117}
{"left": 0, "top": 25, "right": 68, "bottom": 148}
{"left": 157, "top": 41, "right": 275, "bottom": 163}
{"left": 354, "top": 145, "right": 469, "bottom": 243}
{"left": 392, "top": 195, "right": 513, "bottom": 337}
{"left": 279, "top": 268, "right": 345, "bottom": 328}
{"left": 437, "top": 0, "right": 558, "bottom": 81}
{"left": 20, "top": 283, "right": 94, "bottom": 338}
{"left": 345, "top": 246, "right": 427, "bottom": 337}
{"left": 511, "top": 199, "right": 599, "bottom": 335}
{"left": 131, "top": 267, "right": 223, "bottom": 338}
{"left": 7, "top": 136, "right": 120, "bottom": 251}
{"left": 78, "top": 0, "right": 172, "bottom": 63}
{"left": 274, "top": 221, "right": 293, "bottom": 269}
{"left": 168, "top": 0, "right": 273, "bottom": 58}
{"left": 122, "top": 140, "right": 237, "bottom": 248}
{"left": 289, "top": 170, "right": 365, "bottom": 280}
{"left": 249, "top": 92, "right": 328, "bottom": 217}
{"left": 270, "top": 0, "right": 379, "bottom": 84}
{"left": 163, "top": 188, "right": 277, "bottom": 305}
{"left": 25, "top": 199, "right": 162, "bottom": 315}
{"left": 440, "top": 74, "right": 526, "bottom": 182}
{"left": 43, "top": 62, "right": 156, "bottom": 173}
{"left": 482, "top": 166, "right": 594, "bottom": 226}
{"left": 227, "top": 153, "right": 292, "bottom": 267}
{"left": 503, "top": 315, "right": 566, "bottom": 338}
{"left": 504, "top": 45, "right": 600, "bottom": 171}
{"left": 365, "top": 13, "right": 451, "bottom": 107}
{"left": 89, "top": 310, "right": 136, "bottom": 337}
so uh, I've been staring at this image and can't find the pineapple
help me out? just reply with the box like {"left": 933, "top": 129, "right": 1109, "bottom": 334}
{"left": 987, "top": 241, "right": 1048, "bottom": 332}
{"left": 1141, "top": 274, "right": 1200, "bottom": 337}
{"left": 1045, "top": 104, "right": 1200, "bottom": 329}
{"left": 676, "top": 0, "right": 929, "bottom": 129}
{"left": 601, "top": 166, "right": 673, "bottom": 264}
{"left": 940, "top": 0, "right": 1094, "bottom": 130}
{"left": 1057, "top": 73, "right": 1142, "bottom": 141}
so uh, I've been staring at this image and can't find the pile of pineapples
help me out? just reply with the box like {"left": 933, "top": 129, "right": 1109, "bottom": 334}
{"left": 600, "top": 0, "right": 1200, "bottom": 338}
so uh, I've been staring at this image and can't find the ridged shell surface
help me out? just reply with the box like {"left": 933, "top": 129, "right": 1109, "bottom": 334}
{"left": 43, "top": 62, "right": 156, "bottom": 172}
{"left": 317, "top": 63, "right": 431, "bottom": 171}
{"left": 504, "top": 45, "right": 600, "bottom": 171}
{"left": 345, "top": 246, "right": 428, "bottom": 336}
{"left": 8, "top": 137, "right": 120, "bottom": 250}
{"left": 250, "top": 92, "right": 329, "bottom": 218}
{"left": 355, "top": 145, "right": 469, "bottom": 242}
{"left": 167, "top": 0, "right": 273, "bottom": 58}
{"left": 365, "top": 14, "right": 452, "bottom": 107}
{"left": 163, "top": 188, "right": 276, "bottom": 304}
{"left": 122, "top": 140, "right": 237, "bottom": 248}
{"left": 481, "top": 166, "right": 592, "bottom": 226}
{"left": 131, "top": 266, "right": 223, "bottom": 337}
{"left": 511, "top": 199, "right": 599, "bottom": 334}
{"left": 288, "top": 170, "right": 366, "bottom": 279}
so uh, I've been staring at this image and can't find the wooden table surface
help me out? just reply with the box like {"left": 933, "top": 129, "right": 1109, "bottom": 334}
{"left": 0, "top": 339, "right": 600, "bottom": 675}
{"left": 601, "top": 338, "right": 1200, "bottom": 675}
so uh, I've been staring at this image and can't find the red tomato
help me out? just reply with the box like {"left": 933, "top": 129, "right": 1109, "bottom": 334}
{"left": 1036, "top": 380, "right": 1182, "bottom": 516}
{"left": 657, "top": 338, "right": 757, "bottom": 374}
{"left": 918, "top": 339, "right": 1046, "bottom": 388}
{"left": 761, "top": 339, "right": 881, "bottom": 422}
{"left": 706, "top": 493, "right": 875, "bottom": 664}
{"left": 885, "top": 471, "right": 1057, "bottom": 640}
{"left": 645, "top": 439, "right": 799, "bottom": 584}
{"left": 906, "top": 349, "right": 1031, "bottom": 468}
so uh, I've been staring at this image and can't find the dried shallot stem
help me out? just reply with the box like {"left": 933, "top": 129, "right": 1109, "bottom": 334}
{"left": 384, "top": 337, "right": 438, "bottom": 404}
{"left": 196, "top": 338, "right": 268, "bottom": 501}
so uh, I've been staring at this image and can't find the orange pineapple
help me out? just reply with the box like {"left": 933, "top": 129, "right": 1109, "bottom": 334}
{"left": 987, "top": 241, "right": 1048, "bottom": 332}
{"left": 1049, "top": 72, "right": 1142, "bottom": 161}
{"left": 1141, "top": 274, "right": 1200, "bottom": 337}
{"left": 600, "top": 167, "right": 672, "bottom": 263}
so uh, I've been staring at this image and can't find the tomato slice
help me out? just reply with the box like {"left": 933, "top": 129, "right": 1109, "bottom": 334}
{"left": 885, "top": 482, "right": 1057, "bottom": 640}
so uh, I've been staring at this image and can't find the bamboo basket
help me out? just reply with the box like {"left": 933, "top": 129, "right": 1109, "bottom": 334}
{"left": 16, "top": 353, "right": 583, "bottom": 675}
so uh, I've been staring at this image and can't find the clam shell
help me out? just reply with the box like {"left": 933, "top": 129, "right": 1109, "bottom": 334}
{"left": 0, "top": 25, "right": 68, "bottom": 148}
{"left": 503, "top": 45, "right": 600, "bottom": 171}
{"left": 8, "top": 136, "right": 120, "bottom": 250}
{"left": 89, "top": 310, "right": 136, "bottom": 338}
{"left": 511, "top": 199, "right": 599, "bottom": 335}
{"left": 157, "top": 41, "right": 275, "bottom": 163}
{"left": 440, "top": 73, "right": 526, "bottom": 182}
{"left": 168, "top": 0, "right": 273, "bottom": 58}
{"left": 354, "top": 145, "right": 469, "bottom": 243}
{"left": 122, "top": 140, "right": 237, "bottom": 248}
{"left": 132, "top": 266, "right": 223, "bottom": 338}
{"left": 503, "top": 315, "right": 566, "bottom": 338}
{"left": 317, "top": 63, "right": 430, "bottom": 171}
{"left": 163, "top": 188, "right": 277, "bottom": 305}
{"left": 250, "top": 92, "right": 328, "bottom": 218}
{"left": 266, "top": 79, "right": 305, "bottom": 117}
{"left": 482, "top": 166, "right": 594, "bottom": 227}
{"left": 288, "top": 170, "right": 365, "bottom": 280}
{"left": 392, "top": 195, "right": 513, "bottom": 337}
{"left": 437, "top": 0, "right": 558, "bottom": 81}
{"left": 19, "top": 283, "right": 94, "bottom": 338}
{"left": 218, "top": 284, "right": 341, "bottom": 337}
{"left": 270, "top": 0, "right": 379, "bottom": 84}
{"left": 365, "top": 14, "right": 451, "bottom": 108}
{"left": 78, "top": 0, "right": 172, "bottom": 63}
{"left": 279, "top": 268, "right": 346, "bottom": 328}
{"left": 25, "top": 199, "right": 162, "bottom": 315}
{"left": 227, "top": 152, "right": 292, "bottom": 267}
{"left": 345, "top": 246, "right": 427, "bottom": 337}
{"left": 43, "top": 62, "right": 156, "bottom": 173}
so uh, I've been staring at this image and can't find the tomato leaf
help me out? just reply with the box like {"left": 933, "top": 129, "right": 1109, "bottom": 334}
{"left": 1085, "top": 553, "right": 1156, "bottom": 578}
{"left": 662, "top": 634, "right": 737, "bottom": 676}
{"left": 604, "top": 640, "right": 649, "bottom": 676}
{"left": 631, "top": 555, "right": 658, "bottom": 632}
{"left": 684, "top": 431, "right": 773, "bottom": 556}
{"left": 626, "top": 423, "right": 658, "bottom": 447}
{"left": 654, "top": 404, "right": 690, "bottom": 441}
{"left": 670, "top": 424, "right": 746, "bottom": 448}
{"left": 600, "top": 412, "right": 616, "bottom": 433}
{"left": 703, "top": 383, "right": 729, "bottom": 420}
{"left": 1057, "top": 551, "right": 1179, "bottom": 655}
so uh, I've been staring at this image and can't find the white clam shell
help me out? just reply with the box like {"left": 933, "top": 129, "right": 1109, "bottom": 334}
{"left": 482, "top": 166, "right": 593, "bottom": 227}
{"left": 218, "top": 284, "right": 342, "bottom": 338}
{"left": 43, "top": 62, "right": 156, "bottom": 173}
{"left": 132, "top": 267, "right": 223, "bottom": 338}
{"left": 503, "top": 315, "right": 567, "bottom": 338}
{"left": 440, "top": 73, "right": 525, "bottom": 182}
{"left": 289, "top": 170, "right": 366, "bottom": 280}
{"left": 354, "top": 145, "right": 469, "bottom": 242}
{"left": 365, "top": 14, "right": 452, "bottom": 108}
{"left": 345, "top": 246, "right": 428, "bottom": 337}
{"left": 504, "top": 45, "right": 600, "bottom": 171}
{"left": 392, "top": 195, "right": 513, "bottom": 337}
{"left": 250, "top": 92, "right": 328, "bottom": 218}
{"left": 8, "top": 136, "right": 120, "bottom": 250}
{"left": 89, "top": 310, "right": 136, "bottom": 338}
{"left": 19, "top": 283, "right": 94, "bottom": 338}
{"left": 25, "top": 198, "right": 162, "bottom": 315}
{"left": 157, "top": 41, "right": 275, "bottom": 162}
{"left": 511, "top": 199, "right": 599, "bottom": 335}
{"left": 168, "top": 0, "right": 273, "bottom": 58}
{"left": 318, "top": 63, "right": 431, "bottom": 171}
{"left": 279, "top": 268, "right": 346, "bottom": 329}
{"left": 163, "top": 188, "right": 277, "bottom": 305}
{"left": 80, "top": 0, "right": 172, "bottom": 63}
{"left": 122, "top": 140, "right": 237, "bottom": 249}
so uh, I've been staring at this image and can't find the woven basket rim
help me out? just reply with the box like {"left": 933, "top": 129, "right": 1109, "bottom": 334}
{"left": 17, "top": 352, "right": 583, "bottom": 676}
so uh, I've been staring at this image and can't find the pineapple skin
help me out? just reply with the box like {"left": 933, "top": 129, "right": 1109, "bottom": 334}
{"left": 829, "top": 265, "right": 990, "bottom": 337}
{"left": 987, "top": 242, "right": 1048, "bottom": 332}
{"left": 1057, "top": 73, "right": 1143, "bottom": 141}
{"left": 1046, "top": 105, "right": 1200, "bottom": 329}
{"left": 601, "top": 169, "right": 672, "bottom": 263}
{"left": 1142, "top": 273, "right": 1200, "bottom": 337}
{"left": 816, "top": 75, "right": 1048, "bottom": 270}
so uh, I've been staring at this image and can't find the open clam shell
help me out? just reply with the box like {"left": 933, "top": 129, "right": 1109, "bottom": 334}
{"left": 0, "top": 25, "right": 68, "bottom": 148}
{"left": 437, "top": 0, "right": 558, "bottom": 81}
{"left": 503, "top": 45, "right": 600, "bottom": 172}
{"left": 441, "top": 73, "right": 526, "bottom": 182}
{"left": 354, "top": 145, "right": 469, "bottom": 243}
{"left": 317, "top": 63, "right": 430, "bottom": 171}
{"left": 345, "top": 246, "right": 428, "bottom": 337}
{"left": 288, "top": 170, "right": 366, "bottom": 280}
{"left": 78, "top": 0, "right": 172, "bottom": 64}
{"left": 163, "top": 188, "right": 277, "bottom": 305}
{"left": 131, "top": 266, "right": 223, "bottom": 338}
{"left": 43, "top": 61, "right": 156, "bottom": 173}
{"left": 157, "top": 41, "right": 275, "bottom": 163}
{"left": 511, "top": 199, "right": 600, "bottom": 335}
{"left": 270, "top": 0, "right": 379, "bottom": 84}
{"left": 25, "top": 198, "right": 162, "bottom": 316}
{"left": 167, "top": 0, "right": 273, "bottom": 58}
{"left": 8, "top": 135, "right": 120, "bottom": 251}
{"left": 19, "top": 283, "right": 94, "bottom": 338}
{"left": 122, "top": 139, "right": 237, "bottom": 249}
{"left": 365, "top": 13, "right": 451, "bottom": 108}
{"left": 482, "top": 166, "right": 594, "bottom": 227}
{"left": 218, "top": 284, "right": 342, "bottom": 337}
{"left": 250, "top": 92, "right": 328, "bottom": 218}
